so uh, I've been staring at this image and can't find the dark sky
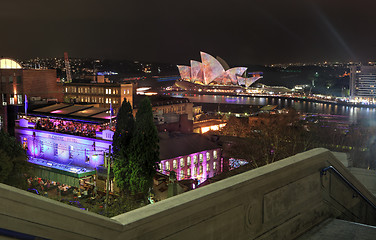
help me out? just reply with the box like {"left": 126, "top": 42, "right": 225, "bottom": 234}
{"left": 1, "top": 0, "right": 376, "bottom": 65}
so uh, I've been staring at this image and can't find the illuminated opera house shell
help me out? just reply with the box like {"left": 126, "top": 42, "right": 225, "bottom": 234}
{"left": 177, "top": 52, "right": 262, "bottom": 87}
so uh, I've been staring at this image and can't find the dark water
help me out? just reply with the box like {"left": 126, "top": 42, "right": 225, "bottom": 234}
{"left": 173, "top": 94, "right": 376, "bottom": 126}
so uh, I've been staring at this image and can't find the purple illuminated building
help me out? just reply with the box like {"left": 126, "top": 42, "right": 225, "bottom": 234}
{"left": 15, "top": 103, "right": 223, "bottom": 186}
{"left": 14, "top": 104, "right": 115, "bottom": 185}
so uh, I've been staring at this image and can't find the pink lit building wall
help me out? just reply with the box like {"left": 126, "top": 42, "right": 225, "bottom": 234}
{"left": 159, "top": 148, "right": 222, "bottom": 184}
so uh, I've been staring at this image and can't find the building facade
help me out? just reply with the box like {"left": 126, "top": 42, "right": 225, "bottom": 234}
{"left": 0, "top": 58, "right": 62, "bottom": 131}
{"left": 350, "top": 65, "right": 376, "bottom": 100}
{"left": 63, "top": 83, "right": 135, "bottom": 114}
{"left": 158, "top": 133, "right": 222, "bottom": 185}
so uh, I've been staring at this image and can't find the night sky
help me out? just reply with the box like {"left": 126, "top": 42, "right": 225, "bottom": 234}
{"left": 1, "top": 0, "right": 376, "bottom": 65}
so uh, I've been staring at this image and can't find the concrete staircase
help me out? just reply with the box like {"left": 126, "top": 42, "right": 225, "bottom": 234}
{"left": 298, "top": 218, "right": 376, "bottom": 240}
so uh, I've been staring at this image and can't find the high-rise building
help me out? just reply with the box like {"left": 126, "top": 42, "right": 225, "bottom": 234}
{"left": 350, "top": 65, "right": 376, "bottom": 100}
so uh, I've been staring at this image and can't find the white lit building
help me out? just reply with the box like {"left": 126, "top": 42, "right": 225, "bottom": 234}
{"left": 350, "top": 65, "right": 376, "bottom": 101}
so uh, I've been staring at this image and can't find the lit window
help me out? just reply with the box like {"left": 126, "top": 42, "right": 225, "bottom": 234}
{"left": 173, "top": 159, "right": 177, "bottom": 169}
{"left": 187, "top": 156, "right": 191, "bottom": 166}
{"left": 159, "top": 163, "right": 162, "bottom": 171}
{"left": 17, "top": 95, "right": 22, "bottom": 105}
{"left": 206, "top": 163, "right": 210, "bottom": 172}
{"left": 193, "top": 167, "right": 197, "bottom": 176}
{"left": 109, "top": 89, "right": 112, "bottom": 95}
{"left": 199, "top": 154, "right": 203, "bottom": 163}
{"left": 213, "top": 162, "right": 217, "bottom": 170}
{"left": 180, "top": 170, "right": 184, "bottom": 180}
{"left": 69, "top": 146, "right": 73, "bottom": 159}
{"left": 106, "top": 98, "right": 109, "bottom": 104}
{"left": 187, "top": 168, "right": 191, "bottom": 176}
{"left": 54, "top": 143, "right": 58, "bottom": 156}
{"left": 40, "top": 141, "right": 44, "bottom": 153}
{"left": 206, "top": 152, "right": 210, "bottom": 161}
{"left": 180, "top": 158, "right": 184, "bottom": 167}
{"left": 165, "top": 161, "right": 170, "bottom": 171}
{"left": 193, "top": 155, "right": 197, "bottom": 164}
{"left": 213, "top": 150, "right": 217, "bottom": 159}
{"left": 65, "top": 87, "right": 68, "bottom": 93}
{"left": 106, "top": 89, "right": 109, "bottom": 94}
{"left": 127, "top": 89, "right": 130, "bottom": 94}
{"left": 199, "top": 165, "right": 203, "bottom": 174}
{"left": 9, "top": 96, "right": 14, "bottom": 105}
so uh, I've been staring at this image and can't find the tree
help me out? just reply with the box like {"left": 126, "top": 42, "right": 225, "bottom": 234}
{"left": 112, "top": 99, "right": 135, "bottom": 191}
{"left": 0, "top": 131, "right": 29, "bottom": 188}
{"left": 127, "top": 97, "right": 160, "bottom": 194}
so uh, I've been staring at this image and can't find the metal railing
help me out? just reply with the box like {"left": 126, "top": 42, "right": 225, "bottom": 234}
{"left": 321, "top": 165, "right": 376, "bottom": 210}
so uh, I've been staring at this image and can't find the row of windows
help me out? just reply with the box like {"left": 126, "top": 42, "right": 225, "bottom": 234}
{"left": 157, "top": 105, "right": 186, "bottom": 114}
{"left": 74, "top": 96, "right": 119, "bottom": 104}
{"left": 65, "top": 87, "right": 126, "bottom": 95}
{"left": 161, "top": 151, "right": 218, "bottom": 171}
{"left": 1, "top": 76, "right": 22, "bottom": 84}
{"left": 2, "top": 94, "right": 23, "bottom": 105}
{"left": 173, "top": 162, "right": 218, "bottom": 179}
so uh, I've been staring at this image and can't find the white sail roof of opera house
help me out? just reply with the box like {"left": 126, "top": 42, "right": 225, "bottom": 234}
{"left": 0, "top": 58, "right": 22, "bottom": 69}
{"left": 177, "top": 52, "right": 262, "bottom": 87}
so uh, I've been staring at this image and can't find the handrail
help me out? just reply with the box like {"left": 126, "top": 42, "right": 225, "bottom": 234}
{"left": 321, "top": 165, "right": 376, "bottom": 210}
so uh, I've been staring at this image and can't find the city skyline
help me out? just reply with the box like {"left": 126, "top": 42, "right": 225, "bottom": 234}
{"left": 1, "top": 1, "right": 376, "bottom": 65}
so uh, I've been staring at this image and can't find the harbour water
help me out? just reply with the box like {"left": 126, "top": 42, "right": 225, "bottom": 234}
{"left": 170, "top": 93, "right": 376, "bottom": 127}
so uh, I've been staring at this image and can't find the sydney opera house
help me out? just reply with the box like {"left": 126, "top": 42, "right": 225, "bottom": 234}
{"left": 176, "top": 52, "right": 262, "bottom": 91}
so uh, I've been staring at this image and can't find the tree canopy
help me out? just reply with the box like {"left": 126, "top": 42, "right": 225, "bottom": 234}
{"left": 112, "top": 99, "right": 135, "bottom": 191}
{"left": 127, "top": 97, "right": 160, "bottom": 194}
{"left": 113, "top": 97, "right": 160, "bottom": 194}
{"left": 0, "top": 131, "right": 29, "bottom": 188}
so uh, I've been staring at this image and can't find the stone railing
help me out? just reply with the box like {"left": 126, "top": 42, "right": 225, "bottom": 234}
{"left": 1, "top": 148, "right": 376, "bottom": 239}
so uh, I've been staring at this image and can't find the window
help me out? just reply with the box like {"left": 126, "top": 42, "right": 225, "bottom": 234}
{"left": 193, "top": 155, "right": 197, "bottom": 164}
{"left": 69, "top": 146, "right": 73, "bottom": 159}
{"left": 159, "top": 163, "right": 162, "bottom": 171}
{"left": 187, "top": 168, "right": 191, "bottom": 176}
{"left": 9, "top": 76, "right": 13, "bottom": 83}
{"left": 106, "top": 89, "right": 109, "bottom": 94}
{"left": 199, "top": 154, "right": 203, "bottom": 163}
{"left": 206, "top": 163, "right": 210, "bottom": 172}
{"left": 206, "top": 152, "right": 210, "bottom": 161}
{"left": 17, "top": 95, "right": 22, "bottom": 105}
{"left": 187, "top": 156, "right": 191, "bottom": 166}
{"left": 9, "top": 95, "right": 14, "bottom": 105}
{"left": 54, "top": 143, "right": 58, "bottom": 156}
{"left": 213, "top": 162, "right": 217, "bottom": 170}
{"left": 16, "top": 76, "right": 22, "bottom": 84}
{"left": 213, "top": 150, "right": 217, "bottom": 159}
{"left": 165, "top": 161, "right": 170, "bottom": 171}
{"left": 199, "top": 165, "right": 203, "bottom": 174}
{"left": 193, "top": 167, "right": 197, "bottom": 176}
{"left": 1, "top": 76, "right": 6, "bottom": 83}
{"left": 22, "top": 137, "right": 28, "bottom": 150}
{"left": 180, "top": 170, "right": 184, "bottom": 180}
{"left": 173, "top": 159, "right": 177, "bottom": 169}
{"left": 40, "top": 141, "right": 44, "bottom": 153}
{"left": 180, "top": 158, "right": 184, "bottom": 167}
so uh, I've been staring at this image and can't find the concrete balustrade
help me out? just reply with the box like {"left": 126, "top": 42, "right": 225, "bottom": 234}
{"left": 1, "top": 148, "right": 376, "bottom": 239}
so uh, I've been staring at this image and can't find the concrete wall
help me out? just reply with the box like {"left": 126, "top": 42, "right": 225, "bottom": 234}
{"left": 349, "top": 167, "right": 376, "bottom": 196}
{"left": 1, "top": 148, "right": 376, "bottom": 239}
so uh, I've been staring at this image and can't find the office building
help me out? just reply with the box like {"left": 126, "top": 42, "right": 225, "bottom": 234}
{"left": 350, "top": 65, "right": 376, "bottom": 100}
